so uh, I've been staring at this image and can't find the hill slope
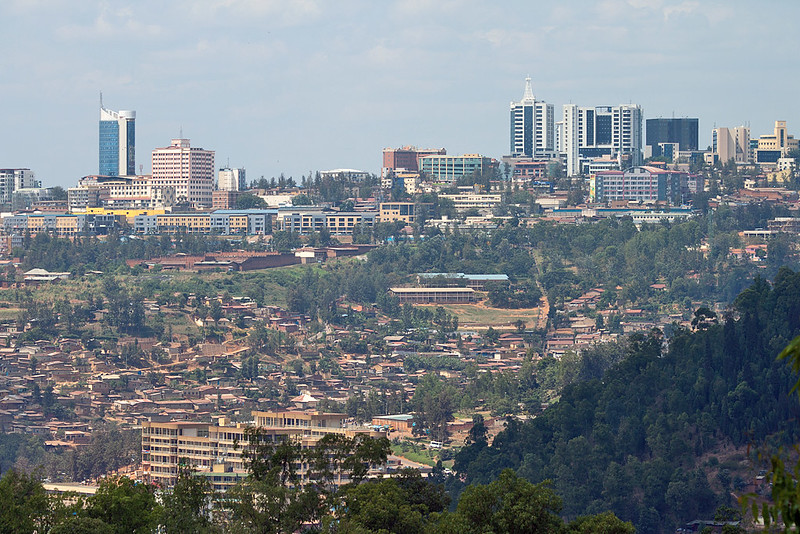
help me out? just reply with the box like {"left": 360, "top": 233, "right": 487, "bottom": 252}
{"left": 453, "top": 268, "right": 800, "bottom": 533}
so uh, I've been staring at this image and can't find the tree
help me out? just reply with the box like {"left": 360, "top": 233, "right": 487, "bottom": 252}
{"left": 51, "top": 517, "right": 114, "bottom": 534}
{"left": 484, "top": 326, "right": 500, "bottom": 345}
{"left": 228, "top": 427, "right": 390, "bottom": 533}
{"left": 0, "top": 469, "right": 51, "bottom": 534}
{"left": 291, "top": 194, "right": 312, "bottom": 206}
{"left": 270, "top": 230, "right": 301, "bottom": 253}
{"left": 691, "top": 307, "right": 718, "bottom": 330}
{"left": 49, "top": 186, "right": 68, "bottom": 200}
{"left": 752, "top": 334, "right": 800, "bottom": 530}
{"left": 334, "top": 469, "right": 448, "bottom": 534}
{"left": 235, "top": 193, "right": 268, "bottom": 209}
{"left": 160, "top": 463, "right": 215, "bottom": 534}
{"left": 305, "top": 432, "right": 391, "bottom": 519}
{"left": 768, "top": 234, "right": 792, "bottom": 268}
{"left": 411, "top": 374, "right": 457, "bottom": 443}
{"left": 209, "top": 300, "right": 223, "bottom": 325}
{"left": 241, "top": 354, "right": 260, "bottom": 379}
{"left": 227, "top": 427, "right": 314, "bottom": 533}
{"left": 565, "top": 511, "right": 636, "bottom": 533}
{"left": 85, "top": 476, "right": 161, "bottom": 534}
{"left": 435, "top": 469, "right": 564, "bottom": 534}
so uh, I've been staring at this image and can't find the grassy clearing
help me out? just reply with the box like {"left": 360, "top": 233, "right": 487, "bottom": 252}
{"left": 428, "top": 301, "right": 543, "bottom": 330}
{"left": 391, "top": 440, "right": 441, "bottom": 466}
{"left": 0, "top": 307, "right": 21, "bottom": 320}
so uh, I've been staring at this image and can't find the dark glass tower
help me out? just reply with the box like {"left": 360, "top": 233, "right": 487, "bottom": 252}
{"left": 645, "top": 118, "right": 698, "bottom": 151}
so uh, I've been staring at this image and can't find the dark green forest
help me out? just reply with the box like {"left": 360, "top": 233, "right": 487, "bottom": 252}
{"left": 452, "top": 268, "right": 800, "bottom": 533}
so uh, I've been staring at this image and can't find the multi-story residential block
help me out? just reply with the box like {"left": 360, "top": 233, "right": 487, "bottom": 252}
{"left": 0, "top": 169, "right": 40, "bottom": 204}
{"left": 439, "top": 192, "right": 502, "bottom": 213}
{"left": 382, "top": 146, "right": 446, "bottom": 176}
{"left": 83, "top": 208, "right": 165, "bottom": 225}
{"left": 382, "top": 170, "right": 422, "bottom": 192}
{"left": 141, "top": 410, "right": 386, "bottom": 490}
{"left": 590, "top": 166, "right": 695, "bottom": 204}
{"left": 151, "top": 139, "right": 215, "bottom": 208}
{"left": 320, "top": 169, "right": 370, "bottom": 182}
{"left": 500, "top": 157, "right": 549, "bottom": 186}
{"left": 562, "top": 104, "right": 643, "bottom": 176}
{"left": 712, "top": 126, "right": 750, "bottom": 164}
{"left": 645, "top": 118, "right": 699, "bottom": 158}
{"left": 12, "top": 188, "right": 52, "bottom": 211}
{"left": 398, "top": 172, "right": 421, "bottom": 195}
{"left": 768, "top": 217, "right": 800, "bottom": 234}
{"left": 379, "top": 202, "right": 415, "bottom": 224}
{"left": 133, "top": 209, "right": 272, "bottom": 236}
{"left": 419, "top": 154, "right": 497, "bottom": 182}
{"left": 276, "top": 209, "right": 378, "bottom": 236}
{"left": 509, "top": 77, "right": 555, "bottom": 158}
{"left": 68, "top": 176, "right": 176, "bottom": 210}
{"left": 217, "top": 167, "right": 246, "bottom": 191}
{"left": 2, "top": 213, "right": 118, "bottom": 238}
{"left": 99, "top": 104, "right": 135, "bottom": 176}
{"left": 212, "top": 190, "right": 241, "bottom": 210}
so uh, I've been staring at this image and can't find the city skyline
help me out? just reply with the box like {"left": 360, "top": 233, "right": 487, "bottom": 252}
{"left": 1, "top": 0, "right": 799, "bottom": 187}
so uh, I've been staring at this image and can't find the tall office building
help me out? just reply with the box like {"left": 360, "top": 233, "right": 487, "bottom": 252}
{"left": 99, "top": 102, "right": 136, "bottom": 176}
{"left": 509, "top": 77, "right": 555, "bottom": 158}
{"left": 712, "top": 126, "right": 750, "bottom": 164}
{"left": 561, "top": 104, "right": 643, "bottom": 176}
{"left": 151, "top": 139, "right": 215, "bottom": 207}
{"left": 218, "top": 167, "right": 246, "bottom": 191}
{"left": 645, "top": 118, "right": 698, "bottom": 153}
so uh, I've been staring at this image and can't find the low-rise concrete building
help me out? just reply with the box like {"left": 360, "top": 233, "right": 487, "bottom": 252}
{"left": 389, "top": 287, "right": 476, "bottom": 304}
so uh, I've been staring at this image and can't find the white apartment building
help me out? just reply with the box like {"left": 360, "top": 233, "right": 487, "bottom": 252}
{"left": 102, "top": 179, "right": 176, "bottom": 209}
{"left": 0, "top": 169, "right": 39, "bottom": 204}
{"left": 320, "top": 169, "right": 370, "bottom": 182}
{"left": 217, "top": 167, "right": 246, "bottom": 191}
{"left": 68, "top": 175, "right": 176, "bottom": 210}
{"left": 151, "top": 139, "right": 215, "bottom": 207}
{"left": 439, "top": 193, "right": 502, "bottom": 212}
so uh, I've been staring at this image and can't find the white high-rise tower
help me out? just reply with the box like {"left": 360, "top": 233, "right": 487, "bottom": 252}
{"left": 509, "top": 77, "right": 555, "bottom": 158}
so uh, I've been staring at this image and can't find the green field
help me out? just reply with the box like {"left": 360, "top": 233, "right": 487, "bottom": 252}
{"left": 425, "top": 302, "right": 542, "bottom": 330}
{"left": 391, "top": 440, "right": 441, "bottom": 466}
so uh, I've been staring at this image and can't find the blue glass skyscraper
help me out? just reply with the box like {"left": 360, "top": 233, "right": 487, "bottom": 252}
{"left": 99, "top": 102, "right": 135, "bottom": 176}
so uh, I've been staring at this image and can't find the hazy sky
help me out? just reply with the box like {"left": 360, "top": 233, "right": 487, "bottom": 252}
{"left": 2, "top": 0, "right": 798, "bottom": 187}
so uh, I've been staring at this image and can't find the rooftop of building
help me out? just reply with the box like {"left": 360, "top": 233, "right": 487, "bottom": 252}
{"left": 417, "top": 273, "right": 509, "bottom": 281}
{"left": 390, "top": 287, "right": 476, "bottom": 293}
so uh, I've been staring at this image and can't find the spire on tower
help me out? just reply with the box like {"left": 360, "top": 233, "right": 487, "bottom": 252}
{"left": 522, "top": 76, "right": 535, "bottom": 101}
